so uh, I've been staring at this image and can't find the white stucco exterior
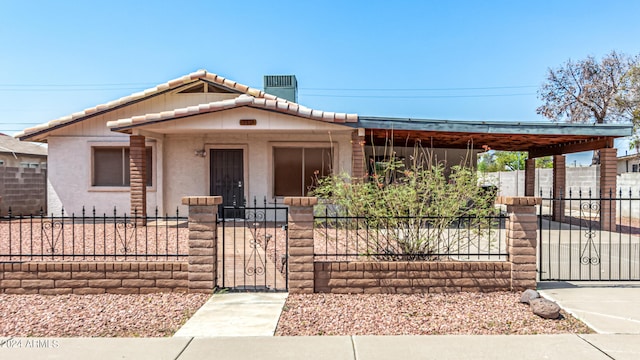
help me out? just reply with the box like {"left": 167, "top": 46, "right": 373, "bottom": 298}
{"left": 44, "top": 93, "right": 353, "bottom": 216}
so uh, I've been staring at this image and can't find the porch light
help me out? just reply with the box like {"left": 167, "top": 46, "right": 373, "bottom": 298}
{"left": 194, "top": 149, "right": 206, "bottom": 157}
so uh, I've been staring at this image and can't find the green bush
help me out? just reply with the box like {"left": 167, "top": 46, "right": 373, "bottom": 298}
{"left": 311, "top": 147, "right": 499, "bottom": 260}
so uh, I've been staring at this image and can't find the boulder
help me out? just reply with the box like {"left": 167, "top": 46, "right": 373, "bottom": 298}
{"left": 520, "top": 289, "right": 540, "bottom": 304}
{"left": 530, "top": 298, "right": 561, "bottom": 319}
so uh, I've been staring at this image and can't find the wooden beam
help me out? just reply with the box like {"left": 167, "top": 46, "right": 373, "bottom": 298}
{"left": 528, "top": 137, "right": 614, "bottom": 158}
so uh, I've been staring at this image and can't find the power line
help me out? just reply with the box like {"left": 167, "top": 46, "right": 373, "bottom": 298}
{"left": 300, "top": 85, "right": 537, "bottom": 91}
{"left": 302, "top": 93, "right": 536, "bottom": 99}
{"left": 0, "top": 87, "right": 148, "bottom": 92}
{"left": 0, "top": 83, "right": 538, "bottom": 92}
{"left": 0, "top": 82, "right": 155, "bottom": 87}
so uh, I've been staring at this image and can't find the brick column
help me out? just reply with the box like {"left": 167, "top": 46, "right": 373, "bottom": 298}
{"left": 351, "top": 130, "right": 366, "bottom": 180}
{"left": 130, "top": 135, "right": 147, "bottom": 225}
{"left": 524, "top": 158, "right": 536, "bottom": 197}
{"left": 599, "top": 148, "right": 617, "bottom": 231}
{"left": 497, "top": 196, "right": 540, "bottom": 291}
{"left": 283, "top": 196, "right": 317, "bottom": 294}
{"left": 552, "top": 155, "right": 565, "bottom": 222}
{"left": 182, "top": 196, "right": 222, "bottom": 293}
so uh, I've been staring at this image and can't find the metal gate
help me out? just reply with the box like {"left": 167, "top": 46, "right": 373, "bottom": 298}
{"left": 217, "top": 198, "right": 288, "bottom": 291}
{"left": 538, "top": 190, "right": 640, "bottom": 281}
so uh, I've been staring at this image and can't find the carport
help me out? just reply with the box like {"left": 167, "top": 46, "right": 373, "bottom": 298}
{"left": 348, "top": 117, "right": 633, "bottom": 231}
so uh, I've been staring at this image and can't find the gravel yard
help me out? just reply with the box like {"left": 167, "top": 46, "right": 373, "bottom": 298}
{"left": 275, "top": 292, "right": 592, "bottom": 336}
{"left": 0, "top": 293, "right": 209, "bottom": 337}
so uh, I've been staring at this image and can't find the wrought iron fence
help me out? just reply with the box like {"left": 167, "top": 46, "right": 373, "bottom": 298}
{"left": 538, "top": 188, "right": 640, "bottom": 281}
{"left": 314, "top": 209, "right": 508, "bottom": 262}
{"left": 0, "top": 207, "right": 188, "bottom": 261}
{"left": 217, "top": 197, "right": 289, "bottom": 291}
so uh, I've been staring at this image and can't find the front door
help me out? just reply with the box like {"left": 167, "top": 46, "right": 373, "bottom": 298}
{"left": 210, "top": 149, "right": 244, "bottom": 218}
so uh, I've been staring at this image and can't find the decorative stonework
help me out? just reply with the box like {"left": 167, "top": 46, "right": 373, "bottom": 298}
{"left": 182, "top": 196, "right": 223, "bottom": 293}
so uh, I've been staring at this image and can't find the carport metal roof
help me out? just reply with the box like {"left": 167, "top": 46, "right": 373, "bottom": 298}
{"left": 354, "top": 116, "right": 633, "bottom": 158}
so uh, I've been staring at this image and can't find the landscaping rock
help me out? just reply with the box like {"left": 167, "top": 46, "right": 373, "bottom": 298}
{"left": 530, "top": 298, "right": 561, "bottom": 319}
{"left": 520, "top": 289, "right": 540, "bottom": 304}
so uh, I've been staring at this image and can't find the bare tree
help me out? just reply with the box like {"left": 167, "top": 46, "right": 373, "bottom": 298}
{"left": 537, "top": 51, "right": 639, "bottom": 163}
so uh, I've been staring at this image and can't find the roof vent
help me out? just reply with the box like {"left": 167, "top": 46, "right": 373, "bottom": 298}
{"left": 264, "top": 75, "right": 297, "bottom": 102}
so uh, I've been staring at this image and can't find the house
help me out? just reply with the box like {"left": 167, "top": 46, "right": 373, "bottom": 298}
{"left": 0, "top": 133, "right": 47, "bottom": 215}
{"left": 16, "top": 70, "right": 632, "bottom": 224}
{"left": 617, "top": 152, "right": 640, "bottom": 174}
{"left": 0, "top": 133, "right": 47, "bottom": 168}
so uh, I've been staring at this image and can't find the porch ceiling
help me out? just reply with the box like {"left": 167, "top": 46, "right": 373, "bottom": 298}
{"left": 357, "top": 116, "right": 633, "bottom": 157}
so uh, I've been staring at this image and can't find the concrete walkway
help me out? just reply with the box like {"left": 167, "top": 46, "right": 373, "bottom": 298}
{"left": 2, "top": 335, "right": 640, "bottom": 360}
{"left": 539, "top": 281, "right": 640, "bottom": 334}
{"left": 173, "top": 292, "right": 288, "bottom": 337}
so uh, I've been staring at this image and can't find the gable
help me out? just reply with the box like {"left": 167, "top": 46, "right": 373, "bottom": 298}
{"left": 42, "top": 86, "right": 244, "bottom": 138}
{"left": 17, "top": 70, "right": 285, "bottom": 142}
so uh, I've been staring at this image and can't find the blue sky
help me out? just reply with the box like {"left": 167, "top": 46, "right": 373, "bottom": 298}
{"left": 1, "top": 1, "right": 638, "bottom": 163}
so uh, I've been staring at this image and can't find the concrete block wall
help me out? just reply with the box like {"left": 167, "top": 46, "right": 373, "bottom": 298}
{"left": 0, "top": 166, "right": 47, "bottom": 216}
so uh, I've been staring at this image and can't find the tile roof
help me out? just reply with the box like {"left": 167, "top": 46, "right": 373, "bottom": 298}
{"left": 17, "top": 70, "right": 343, "bottom": 140}
{"left": 107, "top": 94, "right": 358, "bottom": 130}
{"left": 0, "top": 134, "right": 47, "bottom": 156}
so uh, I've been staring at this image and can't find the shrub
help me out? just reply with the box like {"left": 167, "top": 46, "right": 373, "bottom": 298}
{"left": 311, "top": 147, "right": 499, "bottom": 260}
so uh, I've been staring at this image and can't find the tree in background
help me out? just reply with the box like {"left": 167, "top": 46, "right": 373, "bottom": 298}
{"left": 478, "top": 151, "right": 552, "bottom": 172}
{"left": 623, "top": 64, "right": 640, "bottom": 153}
{"left": 536, "top": 51, "right": 639, "bottom": 164}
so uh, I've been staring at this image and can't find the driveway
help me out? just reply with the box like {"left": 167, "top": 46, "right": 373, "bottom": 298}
{"left": 538, "top": 281, "right": 640, "bottom": 334}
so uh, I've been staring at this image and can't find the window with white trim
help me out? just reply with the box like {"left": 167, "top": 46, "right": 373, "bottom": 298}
{"left": 92, "top": 147, "right": 152, "bottom": 186}
{"left": 273, "top": 147, "right": 332, "bottom": 196}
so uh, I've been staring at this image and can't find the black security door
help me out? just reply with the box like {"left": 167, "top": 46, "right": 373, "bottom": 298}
{"left": 210, "top": 149, "right": 244, "bottom": 218}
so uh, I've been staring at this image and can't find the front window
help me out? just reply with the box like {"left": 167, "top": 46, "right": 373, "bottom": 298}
{"left": 273, "top": 147, "right": 332, "bottom": 196}
{"left": 92, "top": 147, "right": 152, "bottom": 186}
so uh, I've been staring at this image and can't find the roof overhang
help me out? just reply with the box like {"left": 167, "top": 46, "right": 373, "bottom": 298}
{"left": 353, "top": 116, "right": 633, "bottom": 157}
{"left": 107, "top": 95, "right": 357, "bottom": 133}
{"left": 16, "top": 70, "right": 287, "bottom": 142}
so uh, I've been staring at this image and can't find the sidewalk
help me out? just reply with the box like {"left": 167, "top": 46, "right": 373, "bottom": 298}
{"left": 2, "top": 334, "right": 639, "bottom": 360}
{"left": 173, "top": 292, "right": 288, "bottom": 337}
{"left": 539, "top": 281, "right": 640, "bottom": 334}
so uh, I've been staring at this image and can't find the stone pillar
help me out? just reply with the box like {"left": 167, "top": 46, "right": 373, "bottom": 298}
{"left": 283, "top": 196, "right": 317, "bottom": 294}
{"left": 524, "top": 158, "right": 536, "bottom": 197}
{"left": 497, "top": 196, "right": 540, "bottom": 291}
{"left": 599, "top": 148, "right": 617, "bottom": 231}
{"left": 351, "top": 130, "right": 366, "bottom": 180}
{"left": 552, "top": 155, "right": 566, "bottom": 222}
{"left": 182, "top": 196, "right": 222, "bottom": 293}
{"left": 130, "top": 135, "right": 147, "bottom": 225}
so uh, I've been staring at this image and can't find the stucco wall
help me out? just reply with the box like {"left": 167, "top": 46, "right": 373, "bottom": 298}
{"left": 46, "top": 135, "right": 160, "bottom": 216}
{"left": 164, "top": 131, "right": 352, "bottom": 215}
{"left": 0, "top": 153, "right": 46, "bottom": 168}
{"left": 45, "top": 103, "right": 353, "bottom": 216}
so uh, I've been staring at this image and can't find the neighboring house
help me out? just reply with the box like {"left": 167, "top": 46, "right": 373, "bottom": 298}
{"left": 15, "top": 70, "right": 632, "bottom": 217}
{"left": 0, "top": 133, "right": 47, "bottom": 215}
{"left": 0, "top": 133, "right": 47, "bottom": 168}
{"left": 617, "top": 153, "right": 640, "bottom": 174}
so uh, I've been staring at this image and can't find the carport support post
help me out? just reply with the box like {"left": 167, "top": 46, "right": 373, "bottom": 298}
{"left": 283, "top": 196, "right": 317, "bottom": 294}
{"left": 182, "top": 196, "right": 223, "bottom": 293}
{"left": 524, "top": 158, "right": 535, "bottom": 197}
{"left": 599, "top": 148, "right": 617, "bottom": 231}
{"left": 497, "top": 196, "right": 540, "bottom": 291}
{"left": 552, "top": 155, "right": 566, "bottom": 222}
{"left": 351, "top": 129, "right": 366, "bottom": 180}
